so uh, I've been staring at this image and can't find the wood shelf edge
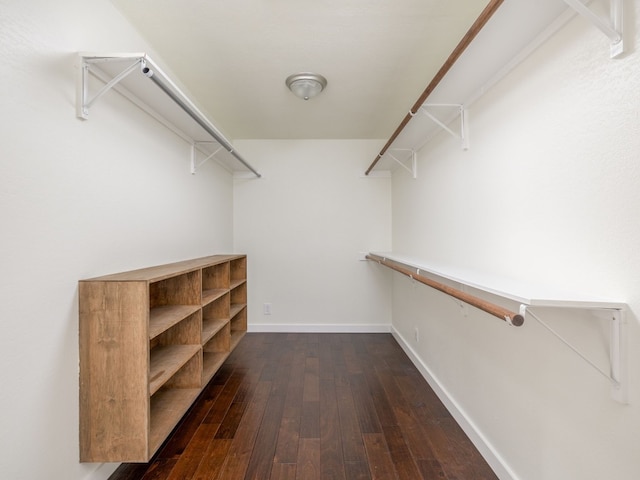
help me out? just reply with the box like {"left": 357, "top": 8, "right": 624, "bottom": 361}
{"left": 149, "top": 305, "right": 201, "bottom": 339}
{"left": 149, "top": 344, "right": 201, "bottom": 395}
{"left": 202, "top": 288, "right": 228, "bottom": 306}
{"left": 230, "top": 304, "right": 246, "bottom": 319}
{"left": 202, "top": 318, "right": 229, "bottom": 344}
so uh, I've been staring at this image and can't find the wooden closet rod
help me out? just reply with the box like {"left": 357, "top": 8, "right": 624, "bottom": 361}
{"left": 365, "top": 0, "right": 505, "bottom": 175}
{"left": 366, "top": 254, "right": 524, "bottom": 326}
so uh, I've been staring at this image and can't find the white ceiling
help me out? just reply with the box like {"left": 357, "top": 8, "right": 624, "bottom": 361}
{"left": 108, "top": 0, "right": 492, "bottom": 140}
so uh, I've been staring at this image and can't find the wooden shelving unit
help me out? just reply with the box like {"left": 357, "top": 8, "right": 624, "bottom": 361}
{"left": 79, "top": 254, "right": 247, "bottom": 463}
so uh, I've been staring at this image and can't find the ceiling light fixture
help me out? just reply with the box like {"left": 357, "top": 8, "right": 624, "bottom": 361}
{"left": 285, "top": 72, "right": 327, "bottom": 101}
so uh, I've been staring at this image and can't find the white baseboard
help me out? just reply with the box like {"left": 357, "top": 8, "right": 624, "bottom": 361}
{"left": 247, "top": 323, "right": 391, "bottom": 333}
{"left": 390, "top": 326, "right": 518, "bottom": 480}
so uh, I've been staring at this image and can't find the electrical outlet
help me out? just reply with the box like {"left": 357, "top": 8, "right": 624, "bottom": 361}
{"left": 414, "top": 327, "right": 419, "bottom": 342}
{"left": 263, "top": 303, "right": 272, "bottom": 315}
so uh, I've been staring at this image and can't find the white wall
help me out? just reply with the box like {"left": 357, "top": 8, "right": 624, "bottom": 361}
{"left": 390, "top": 4, "right": 640, "bottom": 480}
{"left": 6, "top": 1, "right": 637, "bottom": 479}
{"left": 0, "top": 1, "right": 234, "bottom": 479}
{"left": 233, "top": 140, "right": 392, "bottom": 332}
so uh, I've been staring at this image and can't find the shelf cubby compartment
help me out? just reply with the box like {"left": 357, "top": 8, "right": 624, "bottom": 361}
{"left": 230, "top": 306, "right": 247, "bottom": 351}
{"left": 149, "top": 305, "right": 201, "bottom": 340}
{"left": 202, "top": 261, "right": 230, "bottom": 306}
{"left": 149, "top": 344, "right": 202, "bottom": 394}
{"left": 230, "top": 281, "right": 247, "bottom": 311}
{"left": 149, "top": 313, "right": 201, "bottom": 393}
{"left": 230, "top": 256, "right": 246, "bottom": 289}
{"left": 202, "top": 292, "right": 230, "bottom": 345}
{"left": 202, "top": 323, "right": 231, "bottom": 384}
{"left": 150, "top": 270, "right": 201, "bottom": 309}
{"left": 150, "top": 386, "right": 201, "bottom": 456}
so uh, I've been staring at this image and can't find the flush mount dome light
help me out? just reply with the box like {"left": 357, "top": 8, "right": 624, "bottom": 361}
{"left": 285, "top": 72, "right": 327, "bottom": 100}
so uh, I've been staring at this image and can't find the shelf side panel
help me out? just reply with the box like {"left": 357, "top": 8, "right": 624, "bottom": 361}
{"left": 79, "top": 280, "right": 150, "bottom": 462}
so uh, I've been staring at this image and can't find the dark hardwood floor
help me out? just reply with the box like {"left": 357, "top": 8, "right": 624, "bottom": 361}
{"left": 109, "top": 333, "right": 497, "bottom": 480}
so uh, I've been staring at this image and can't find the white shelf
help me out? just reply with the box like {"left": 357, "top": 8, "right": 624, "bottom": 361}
{"left": 371, "top": 0, "right": 573, "bottom": 173}
{"left": 77, "top": 52, "right": 260, "bottom": 177}
{"left": 373, "top": 0, "right": 625, "bottom": 174}
{"left": 372, "top": 252, "right": 625, "bottom": 310}
{"left": 371, "top": 251, "right": 628, "bottom": 403}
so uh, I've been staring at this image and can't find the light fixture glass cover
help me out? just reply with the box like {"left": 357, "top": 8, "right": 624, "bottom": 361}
{"left": 285, "top": 73, "right": 327, "bottom": 100}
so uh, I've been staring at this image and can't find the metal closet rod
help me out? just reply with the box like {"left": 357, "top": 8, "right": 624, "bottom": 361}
{"left": 366, "top": 253, "right": 524, "bottom": 326}
{"left": 141, "top": 63, "right": 261, "bottom": 178}
{"left": 365, "top": 0, "right": 505, "bottom": 175}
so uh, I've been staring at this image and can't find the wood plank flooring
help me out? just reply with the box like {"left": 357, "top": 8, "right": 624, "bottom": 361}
{"left": 109, "top": 333, "right": 497, "bottom": 480}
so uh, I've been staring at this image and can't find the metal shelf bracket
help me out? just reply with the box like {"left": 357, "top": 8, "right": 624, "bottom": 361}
{"left": 525, "top": 305, "right": 627, "bottom": 403}
{"left": 419, "top": 104, "right": 469, "bottom": 150}
{"left": 191, "top": 142, "right": 223, "bottom": 175}
{"left": 77, "top": 58, "right": 143, "bottom": 119}
{"left": 563, "top": 0, "right": 624, "bottom": 58}
{"left": 386, "top": 149, "right": 417, "bottom": 178}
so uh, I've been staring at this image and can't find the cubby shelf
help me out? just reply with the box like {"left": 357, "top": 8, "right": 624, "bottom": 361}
{"left": 149, "top": 344, "right": 201, "bottom": 395}
{"left": 149, "top": 388, "right": 201, "bottom": 455}
{"left": 230, "top": 304, "right": 245, "bottom": 319}
{"left": 202, "top": 318, "right": 229, "bottom": 345}
{"left": 202, "top": 288, "right": 228, "bottom": 306}
{"left": 149, "top": 305, "right": 201, "bottom": 339}
{"left": 79, "top": 254, "right": 247, "bottom": 463}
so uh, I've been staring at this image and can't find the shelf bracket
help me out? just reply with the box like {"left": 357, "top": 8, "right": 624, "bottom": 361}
{"left": 386, "top": 149, "right": 417, "bottom": 178}
{"left": 191, "top": 142, "right": 223, "bottom": 174}
{"left": 525, "top": 306, "right": 627, "bottom": 403}
{"left": 419, "top": 104, "right": 469, "bottom": 150}
{"left": 563, "top": 0, "right": 624, "bottom": 58}
{"left": 77, "top": 58, "right": 143, "bottom": 119}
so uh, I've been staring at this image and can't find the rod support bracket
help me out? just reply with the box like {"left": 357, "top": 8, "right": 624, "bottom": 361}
{"left": 386, "top": 149, "right": 417, "bottom": 178}
{"left": 528, "top": 306, "right": 627, "bottom": 404}
{"left": 420, "top": 104, "right": 469, "bottom": 150}
{"left": 608, "top": 308, "right": 627, "bottom": 403}
{"left": 563, "top": 0, "right": 624, "bottom": 58}
{"left": 77, "top": 57, "right": 142, "bottom": 119}
{"left": 191, "top": 142, "right": 223, "bottom": 174}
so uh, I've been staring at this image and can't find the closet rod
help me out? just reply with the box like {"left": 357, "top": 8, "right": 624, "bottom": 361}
{"left": 141, "top": 63, "right": 262, "bottom": 178}
{"left": 365, "top": 0, "right": 504, "bottom": 175}
{"left": 366, "top": 254, "right": 524, "bottom": 326}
